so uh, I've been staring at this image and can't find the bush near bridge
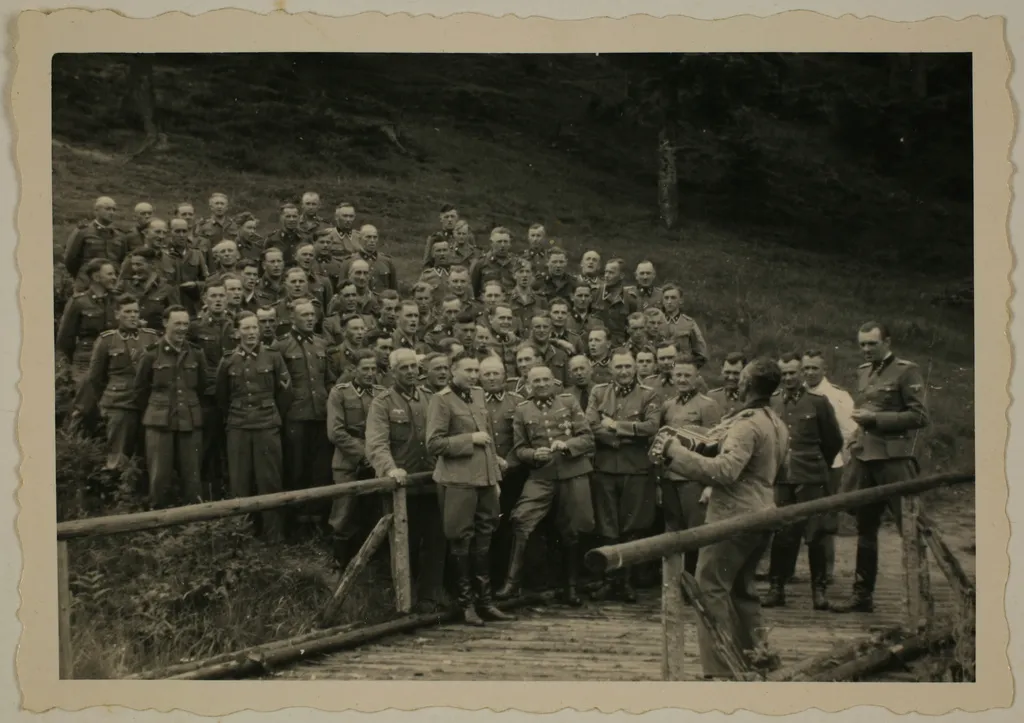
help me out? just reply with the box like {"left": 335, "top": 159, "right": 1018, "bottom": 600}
{"left": 52, "top": 54, "right": 975, "bottom": 679}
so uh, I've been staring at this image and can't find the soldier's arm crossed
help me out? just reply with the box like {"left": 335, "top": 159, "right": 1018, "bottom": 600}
{"left": 559, "top": 396, "right": 595, "bottom": 457}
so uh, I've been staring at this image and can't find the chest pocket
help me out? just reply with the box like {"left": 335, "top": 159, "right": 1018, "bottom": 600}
{"left": 152, "top": 360, "right": 175, "bottom": 387}
{"left": 389, "top": 406, "right": 412, "bottom": 441}
{"left": 794, "top": 412, "right": 818, "bottom": 440}
{"left": 342, "top": 396, "right": 367, "bottom": 431}
{"left": 79, "top": 307, "right": 105, "bottom": 335}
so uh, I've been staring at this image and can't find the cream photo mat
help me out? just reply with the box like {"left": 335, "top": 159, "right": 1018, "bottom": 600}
{"left": 11, "top": 6, "right": 1013, "bottom": 716}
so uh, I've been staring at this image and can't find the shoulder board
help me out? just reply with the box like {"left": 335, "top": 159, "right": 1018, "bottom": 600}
{"left": 436, "top": 387, "right": 451, "bottom": 395}
{"left": 638, "top": 383, "right": 653, "bottom": 391}
{"left": 99, "top": 329, "right": 116, "bottom": 337}
{"left": 71, "top": 291, "right": 87, "bottom": 298}
{"left": 707, "top": 387, "right": 724, "bottom": 394}
{"left": 417, "top": 384, "right": 433, "bottom": 394}
{"left": 509, "top": 391, "right": 525, "bottom": 400}
{"left": 806, "top": 387, "right": 825, "bottom": 397}
{"left": 373, "top": 388, "right": 391, "bottom": 399}
{"left": 624, "top": 285, "right": 637, "bottom": 293}
{"left": 895, "top": 358, "right": 916, "bottom": 367}
{"left": 831, "top": 383, "right": 848, "bottom": 392}
{"left": 372, "top": 384, "right": 385, "bottom": 392}
{"left": 141, "top": 328, "right": 158, "bottom": 335}
{"left": 697, "top": 393, "right": 714, "bottom": 402}
{"left": 336, "top": 382, "right": 353, "bottom": 389}
{"left": 143, "top": 341, "right": 161, "bottom": 352}
{"left": 507, "top": 376, "right": 520, "bottom": 383}
{"left": 771, "top": 390, "right": 782, "bottom": 397}
{"left": 516, "top": 399, "right": 531, "bottom": 407}
{"left": 553, "top": 379, "right": 564, "bottom": 387}
{"left": 858, "top": 362, "right": 872, "bottom": 369}
{"left": 592, "top": 382, "right": 610, "bottom": 389}
{"left": 431, "top": 324, "right": 445, "bottom": 332}
{"left": 737, "top": 409, "right": 758, "bottom": 419}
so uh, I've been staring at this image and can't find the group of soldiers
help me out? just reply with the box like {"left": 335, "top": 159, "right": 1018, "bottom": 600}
{"left": 55, "top": 193, "right": 931, "bottom": 676}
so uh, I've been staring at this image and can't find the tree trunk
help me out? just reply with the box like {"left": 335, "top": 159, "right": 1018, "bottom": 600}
{"left": 657, "top": 124, "right": 679, "bottom": 229}
{"left": 124, "top": 55, "right": 160, "bottom": 161}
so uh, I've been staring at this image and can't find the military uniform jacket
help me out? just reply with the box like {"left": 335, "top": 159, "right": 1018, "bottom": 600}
{"left": 121, "top": 273, "right": 180, "bottom": 331}
{"left": 488, "top": 330, "right": 521, "bottom": 372}
{"left": 195, "top": 215, "right": 239, "bottom": 246}
{"left": 664, "top": 401, "right": 790, "bottom": 523}
{"left": 264, "top": 228, "right": 312, "bottom": 262}
{"left": 591, "top": 283, "right": 638, "bottom": 343}
{"left": 508, "top": 289, "right": 546, "bottom": 330}
{"left": 75, "top": 327, "right": 161, "bottom": 414}
{"left": 313, "top": 254, "right": 345, "bottom": 293}
{"left": 483, "top": 389, "right": 525, "bottom": 461}
{"left": 322, "top": 227, "right": 363, "bottom": 259}
{"left": 850, "top": 355, "right": 930, "bottom": 462}
{"left": 470, "top": 252, "right": 517, "bottom": 295}
{"left": 513, "top": 392, "right": 594, "bottom": 481}
{"left": 134, "top": 339, "right": 209, "bottom": 431}
{"left": 659, "top": 391, "right": 724, "bottom": 482}
{"left": 770, "top": 387, "right": 843, "bottom": 484}
{"left": 589, "top": 356, "right": 614, "bottom": 385}
{"left": 274, "top": 329, "right": 333, "bottom": 421}
{"left": 505, "top": 376, "right": 563, "bottom": 398}
{"left": 426, "top": 385, "right": 502, "bottom": 488}
{"left": 534, "top": 272, "right": 576, "bottom": 302}
{"left": 423, "top": 322, "right": 456, "bottom": 351}
{"left": 550, "top": 327, "right": 585, "bottom": 355}
{"left": 273, "top": 296, "right": 324, "bottom": 337}
{"left": 392, "top": 328, "right": 427, "bottom": 355}
{"left": 215, "top": 344, "right": 291, "bottom": 430}
{"left": 237, "top": 236, "right": 265, "bottom": 262}
{"left": 339, "top": 251, "right": 398, "bottom": 292}
{"left": 625, "top": 284, "right": 663, "bottom": 311}
{"left": 253, "top": 275, "right": 285, "bottom": 308}
{"left": 365, "top": 384, "right": 435, "bottom": 477}
{"left": 118, "top": 226, "right": 147, "bottom": 256}
{"left": 530, "top": 341, "right": 568, "bottom": 384}
{"left": 664, "top": 312, "right": 708, "bottom": 366}
{"left": 585, "top": 381, "right": 661, "bottom": 473}
{"left": 707, "top": 386, "right": 744, "bottom": 418}
{"left": 520, "top": 246, "right": 548, "bottom": 271}
{"left": 642, "top": 373, "right": 678, "bottom": 408}
{"left": 63, "top": 220, "right": 124, "bottom": 277}
{"left": 326, "top": 381, "right": 384, "bottom": 472}
{"left": 188, "top": 312, "right": 237, "bottom": 395}
{"left": 56, "top": 290, "right": 118, "bottom": 364}
{"left": 565, "top": 310, "right": 606, "bottom": 340}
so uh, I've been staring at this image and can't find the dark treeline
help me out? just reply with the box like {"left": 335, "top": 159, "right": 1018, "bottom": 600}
{"left": 53, "top": 52, "right": 973, "bottom": 271}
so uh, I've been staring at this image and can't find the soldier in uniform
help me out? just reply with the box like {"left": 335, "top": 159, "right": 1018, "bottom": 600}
{"left": 802, "top": 349, "right": 858, "bottom": 584}
{"left": 444, "top": 266, "right": 479, "bottom": 317}
{"left": 655, "top": 357, "right": 790, "bottom": 679}
{"left": 585, "top": 350, "right": 661, "bottom": 602}
{"left": 451, "top": 219, "right": 479, "bottom": 266}
{"left": 533, "top": 248, "right": 575, "bottom": 303}
{"left": 656, "top": 359, "right": 724, "bottom": 576}
{"left": 117, "top": 202, "right": 153, "bottom": 256}
{"left": 524, "top": 313, "right": 569, "bottom": 385}
{"left": 206, "top": 240, "right": 243, "bottom": 288}
{"left": 707, "top": 352, "right": 748, "bottom": 418}
{"left": 365, "top": 348, "right": 447, "bottom": 613}
{"left": 272, "top": 269, "right": 324, "bottom": 336}
{"left": 577, "top": 249, "right": 603, "bottom": 291}
{"left": 566, "top": 282, "right": 606, "bottom": 340}
{"left": 421, "top": 352, "right": 452, "bottom": 393}
{"left": 338, "top": 225, "right": 398, "bottom": 292}
{"left": 831, "top": 321, "right": 930, "bottom": 614}
{"left": 264, "top": 203, "right": 311, "bottom": 262}
{"left": 486, "top": 304, "right": 522, "bottom": 371}
{"left": 520, "top": 223, "right": 549, "bottom": 270}
{"left": 238, "top": 259, "right": 262, "bottom": 313}
{"left": 762, "top": 352, "right": 843, "bottom": 610}
{"left": 254, "top": 248, "right": 287, "bottom": 308}
{"left": 326, "top": 313, "right": 369, "bottom": 381}
{"left": 188, "top": 282, "right": 236, "bottom": 499}
{"left": 547, "top": 297, "right": 585, "bottom": 356}
{"left": 63, "top": 196, "right": 124, "bottom": 280}
{"left": 119, "top": 247, "right": 179, "bottom": 332}
{"left": 326, "top": 349, "right": 384, "bottom": 565}
{"left": 470, "top": 226, "right": 517, "bottom": 296}
{"left": 624, "top": 313, "right": 651, "bottom": 358}
{"left": 478, "top": 355, "right": 526, "bottom": 585}
{"left": 256, "top": 306, "right": 279, "bottom": 347}
{"left": 499, "top": 365, "right": 595, "bottom": 606}
{"left": 274, "top": 299, "right": 334, "bottom": 533}
{"left": 234, "top": 213, "right": 265, "bottom": 262}
{"left": 133, "top": 305, "right": 207, "bottom": 509}
{"left": 626, "top": 260, "right": 664, "bottom": 311}
{"left": 367, "top": 331, "right": 396, "bottom": 387}
{"left": 346, "top": 259, "right": 382, "bottom": 317}
{"left": 293, "top": 242, "right": 334, "bottom": 312}
{"left": 426, "top": 352, "right": 515, "bottom": 626}
{"left": 392, "top": 300, "right": 424, "bottom": 353}
{"left": 71, "top": 294, "right": 160, "bottom": 470}
{"left": 312, "top": 230, "right": 345, "bottom": 293}
{"left": 508, "top": 260, "right": 545, "bottom": 331}
{"left": 586, "top": 328, "right": 615, "bottom": 385}
{"left": 299, "top": 191, "right": 326, "bottom": 235}
{"left": 660, "top": 284, "right": 708, "bottom": 368}
{"left": 566, "top": 355, "right": 594, "bottom": 412}
{"left": 423, "top": 296, "right": 462, "bottom": 351}
{"left": 592, "top": 258, "right": 639, "bottom": 345}
{"left": 215, "top": 311, "right": 292, "bottom": 541}
{"left": 169, "top": 217, "right": 209, "bottom": 316}
{"left": 635, "top": 349, "right": 656, "bottom": 381}
{"left": 56, "top": 259, "right": 119, "bottom": 384}
{"left": 195, "top": 192, "right": 238, "bottom": 246}
{"left": 321, "top": 203, "right": 362, "bottom": 259}
{"left": 644, "top": 342, "right": 680, "bottom": 406}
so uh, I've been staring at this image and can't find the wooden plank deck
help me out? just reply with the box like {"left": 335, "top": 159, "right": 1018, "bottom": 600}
{"left": 279, "top": 528, "right": 973, "bottom": 681}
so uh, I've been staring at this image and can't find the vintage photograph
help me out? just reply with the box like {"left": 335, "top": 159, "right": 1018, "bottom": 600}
{"left": 47, "top": 49, "right": 980, "bottom": 687}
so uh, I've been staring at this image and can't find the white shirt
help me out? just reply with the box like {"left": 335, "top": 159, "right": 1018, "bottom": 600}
{"left": 808, "top": 377, "right": 857, "bottom": 468}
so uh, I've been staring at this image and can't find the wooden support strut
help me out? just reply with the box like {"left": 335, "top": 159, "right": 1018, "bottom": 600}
{"left": 320, "top": 514, "right": 393, "bottom": 626}
{"left": 388, "top": 486, "right": 413, "bottom": 614}
{"left": 660, "top": 553, "right": 687, "bottom": 681}
{"left": 917, "top": 512, "right": 976, "bottom": 614}
{"left": 767, "top": 625, "right": 905, "bottom": 681}
{"left": 901, "top": 495, "right": 928, "bottom": 631}
{"left": 678, "top": 571, "right": 761, "bottom": 681}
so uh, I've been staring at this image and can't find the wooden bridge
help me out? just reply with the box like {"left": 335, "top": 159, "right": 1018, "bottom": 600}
{"left": 57, "top": 471, "right": 976, "bottom": 682}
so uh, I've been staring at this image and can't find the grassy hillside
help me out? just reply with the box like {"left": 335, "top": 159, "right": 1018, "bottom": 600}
{"left": 52, "top": 54, "right": 975, "bottom": 678}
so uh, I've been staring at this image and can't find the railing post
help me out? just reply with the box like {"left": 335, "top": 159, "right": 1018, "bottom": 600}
{"left": 900, "top": 495, "right": 930, "bottom": 631}
{"left": 387, "top": 486, "right": 412, "bottom": 614}
{"left": 661, "top": 553, "right": 687, "bottom": 681}
{"left": 57, "top": 540, "right": 73, "bottom": 679}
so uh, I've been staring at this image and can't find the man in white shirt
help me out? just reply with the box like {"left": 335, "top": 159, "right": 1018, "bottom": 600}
{"left": 801, "top": 350, "right": 857, "bottom": 583}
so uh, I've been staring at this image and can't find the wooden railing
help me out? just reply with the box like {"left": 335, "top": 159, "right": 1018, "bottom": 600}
{"left": 584, "top": 471, "right": 976, "bottom": 682}
{"left": 56, "top": 472, "right": 436, "bottom": 679}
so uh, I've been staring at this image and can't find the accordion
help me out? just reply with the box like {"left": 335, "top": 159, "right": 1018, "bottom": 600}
{"left": 649, "top": 424, "right": 720, "bottom": 463}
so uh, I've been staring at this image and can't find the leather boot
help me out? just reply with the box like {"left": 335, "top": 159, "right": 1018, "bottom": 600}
{"left": 809, "top": 543, "right": 830, "bottom": 610}
{"left": 832, "top": 540, "right": 876, "bottom": 614}
{"left": 495, "top": 534, "right": 528, "bottom": 600}
{"left": 474, "top": 544, "right": 515, "bottom": 622}
{"left": 562, "top": 541, "right": 583, "bottom": 607}
{"left": 761, "top": 578, "right": 786, "bottom": 608}
{"left": 452, "top": 551, "right": 484, "bottom": 626}
{"left": 590, "top": 538, "right": 618, "bottom": 601}
{"left": 830, "top": 588, "right": 874, "bottom": 613}
{"left": 331, "top": 535, "right": 355, "bottom": 570}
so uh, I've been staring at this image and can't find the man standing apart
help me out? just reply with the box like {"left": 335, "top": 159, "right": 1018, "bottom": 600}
{"left": 801, "top": 349, "right": 857, "bottom": 584}
{"left": 763, "top": 353, "right": 843, "bottom": 610}
{"left": 831, "top": 321, "right": 930, "bottom": 614}
{"left": 426, "top": 353, "right": 515, "bottom": 626}
{"left": 133, "top": 305, "right": 207, "bottom": 509}
{"left": 215, "top": 312, "right": 292, "bottom": 541}
{"left": 365, "top": 349, "right": 448, "bottom": 613}
{"left": 586, "top": 350, "right": 661, "bottom": 602}
{"left": 500, "top": 365, "right": 594, "bottom": 606}
{"left": 656, "top": 357, "right": 790, "bottom": 678}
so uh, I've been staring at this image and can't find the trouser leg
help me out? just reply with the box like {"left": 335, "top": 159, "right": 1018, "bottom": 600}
{"left": 144, "top": 428, "right": 175, "bottom": 509}
{"left": 176, "top": 429, "right": 203, "bottom": 504}
{"left": 410, "top": 489, "right": 447, "bottom": 608}
{"left": 252, "top": 428, "right": 285, "bottom": 542}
